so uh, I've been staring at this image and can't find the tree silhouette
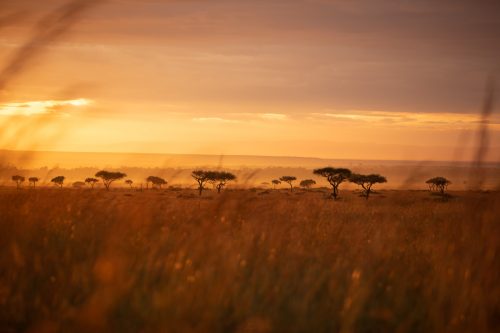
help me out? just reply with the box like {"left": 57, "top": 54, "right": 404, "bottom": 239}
{"left": 271, "top": 179, "right": 281, "bottom": 189}
{"left": 12, "top": 175, "right": 25, "bottom": 189}
{"left": 146, "top": 176, "right": 167, "bottom": 189}
{"left": 300, "top": 179, "right": 316, "bottom": 190}
{"left": 210, "top": 171, "right": 237, "bottom": 194}
{"left": 279, "top": 176, "right": 297, "bottom": 192}
{"left": 28, "top": 177, "right": 39, "bottom": 188}
{"left": 85, "top": 177, "right": 98, "bottom": 189}
{"left": 125, "top": 179, "right": 133, "bottom": 188}
{"left": 426, "top": 177, "right": 451, "bottom": 195}
{"left": 72, "top": 181, "right": 86, "bottom": 189}
{"left": 95, "top": 171, "right": 127, "bottom": 191}
{"left": 313, "top": 167, "right": 352, "bottom": 199}
{"left": 349, "top": 173, "right": 387, "bottom": 199}
{"left": 51, "top": 176, "right": 65, "bottom": 188}
{"left": 192, "top": 170, "right": 212, "bottom": 196}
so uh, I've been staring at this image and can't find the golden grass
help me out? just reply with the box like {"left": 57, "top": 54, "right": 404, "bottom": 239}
{"left": 0, "top": 188, "right": 498, "bottom": 332}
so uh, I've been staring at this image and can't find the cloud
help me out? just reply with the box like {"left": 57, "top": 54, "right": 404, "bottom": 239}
{"left": 260, "top": 113, "right": 288, "bottom": 121}
{"left": 0, "top": 98, "right": 92, "bottom": 116}
{"left": 192, "top": 117, "right": 240, "bottom": 124}
{"left": 311, "top": 110, "right": 500, "bottom": 128}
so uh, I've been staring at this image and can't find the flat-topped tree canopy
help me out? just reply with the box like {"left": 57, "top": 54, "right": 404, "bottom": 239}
{"left": 85, "top": 177, "right": 99, "bottom": 188}
{"left": 192, "top": 170, "right": 212, "bottom": 196}
{"left": 350, "top": 174, "right": 387, "bottom": 185}
{"left": 12, "top": 175, "right": 25, "bottom": 189}
{"left": 73, "top": 181, "right": 86, "bottom": 188}
{"left": 51, "top": 176, "right": 65, "bottom": 188}
{"left": 426, "top": 177, "right": 451, "bottom": 194}
{"left": 313, "top": 167, "right": 352, "bottom": 199}
{"left": 279, "top": 176, "right": 296, "bottom": 191}
{"left": 349, "top": 173, "right": 387, "bottom": 199}
{"left": 271, "top": 179, "right": 281, "bottom": 189}
{"left": 209, "top": 171, "right": 237, "bottom": 193}
{"left": 300, "top": 179, "right": 316, "bottom": 189}
{"left": 95, "top": 171, "right": 127, "bottom": 190}
{"left": 28, "top": 177, "right": 39, "bottom": 188}
{"left": 12, "top": 175, "right": 25, "bottom": 182}
{"left": 146, "top": 176, "right": 167, "bottom": 188}
{"left": 313, "top": 167, "right": 352, "bottom": 180}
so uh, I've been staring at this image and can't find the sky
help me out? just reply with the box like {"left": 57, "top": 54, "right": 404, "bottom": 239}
{"left": 0, "top": 0, "right": 499, "bottom": 161}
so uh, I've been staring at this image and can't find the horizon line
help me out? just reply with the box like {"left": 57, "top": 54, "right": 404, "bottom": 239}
{"left": 1, "top": 148, "right": 499, "bottom": 166}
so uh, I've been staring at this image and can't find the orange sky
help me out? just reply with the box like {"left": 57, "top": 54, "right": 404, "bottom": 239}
{"left": 0, "top": 0, "right": 499, "bottom": 161}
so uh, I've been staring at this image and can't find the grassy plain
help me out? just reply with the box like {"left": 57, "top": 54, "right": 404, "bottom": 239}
{"left": 0, "top": 188, "right": 498, "bottom": 332}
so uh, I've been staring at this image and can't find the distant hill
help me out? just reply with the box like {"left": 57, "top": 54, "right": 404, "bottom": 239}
{"left": 0, "top": 149, "right": 491, "bottom": 169}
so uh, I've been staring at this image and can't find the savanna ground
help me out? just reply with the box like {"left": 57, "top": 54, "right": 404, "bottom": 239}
{"left": 0, "top": 187, "right": 498, "bottom": 332}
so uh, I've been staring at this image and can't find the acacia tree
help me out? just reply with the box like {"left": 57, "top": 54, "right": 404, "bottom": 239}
{"left": 426, "top": 177, "right": 451, "bottom": 195}
{"left": 12, "top": 175, "right": 25, "bottom": 189}
{"left": 211, "top": 171, "right": 236, "bottom": 194}
{"left": 300, "top": 179, "right": 316, "bottom": 190}
{"left": 271, "top": 179, "right": 281, "bottom": 189}
{"left": 349, "top": 173, "right": 387, "bottom": 199}
{"left": 192, "top": 170, "right": 212, "bottom": 196}
{"left": 28, "top": 177, "right": 39, "bottom": 188}
{"left": 313, "top": 167, "right": 352, "bottom": 199}
{"left": 51, "top": 176, "right": 65, "bottom": 188}
{"left": 279, "top": 176, "right": 297, "bottom": 192}
{"left": 125, "top": 179, "right": 134, "bottom": 188}
{"left": 147, "top": 176, "right": 167, "bottom": 189}
{"left": 72, "top": 181, "right": 86, "bottom": 189}
{"left": 85, "top": 177, "right": 98, "bottom": 189}
{"left": 95, "top": 170, "right": 127, "bottom": 191}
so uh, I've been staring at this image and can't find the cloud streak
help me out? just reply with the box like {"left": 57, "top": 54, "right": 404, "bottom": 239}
{"left": 0, "top": 98, "right": 92, "bottom": 116}
{"left": 311, "top": 110, "right": 500, "bottom": 128}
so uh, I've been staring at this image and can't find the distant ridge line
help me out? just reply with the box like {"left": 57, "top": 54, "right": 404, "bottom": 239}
{"left": 1, "top": 149, "right": 497, "bottom": 167}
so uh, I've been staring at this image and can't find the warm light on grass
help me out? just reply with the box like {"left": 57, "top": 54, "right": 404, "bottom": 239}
{"left": 0, "top": 188, "right": 498, "bottom": 331}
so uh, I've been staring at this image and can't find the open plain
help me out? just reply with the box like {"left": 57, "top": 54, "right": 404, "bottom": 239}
{"left": 0, "top": 188, "right": 498, "bottom": 332}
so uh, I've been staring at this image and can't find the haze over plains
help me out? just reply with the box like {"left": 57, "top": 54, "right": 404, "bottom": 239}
{"left": 1, "top": 0, "right": 499, "bottom": 163}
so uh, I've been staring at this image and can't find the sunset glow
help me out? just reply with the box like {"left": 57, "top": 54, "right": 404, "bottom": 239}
{"left": 0, "top": 98, "right": 91, "bottom": 116}
{"left": 1, "top": 2, "right": 499, "bottom": 331}
{"left": 0, "top": 0, "right": 498, "bottom": 161}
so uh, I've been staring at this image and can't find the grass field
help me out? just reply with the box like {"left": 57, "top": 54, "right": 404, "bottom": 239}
{"left": 0, "top": 188, "right": 498, "bottom": 332}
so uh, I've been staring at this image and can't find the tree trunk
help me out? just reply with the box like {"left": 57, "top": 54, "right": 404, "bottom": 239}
{"left": 332, "top": 186, "right": 338, "bottom": 199}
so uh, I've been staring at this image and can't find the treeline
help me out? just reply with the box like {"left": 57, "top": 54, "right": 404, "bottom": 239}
{"left": 8, "top": 167, "right": 452, "bottom": 198}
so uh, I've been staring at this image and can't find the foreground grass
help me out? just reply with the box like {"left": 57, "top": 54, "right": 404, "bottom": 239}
{"left": 0, "top": 189, "right": 498, "bottom": 332}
